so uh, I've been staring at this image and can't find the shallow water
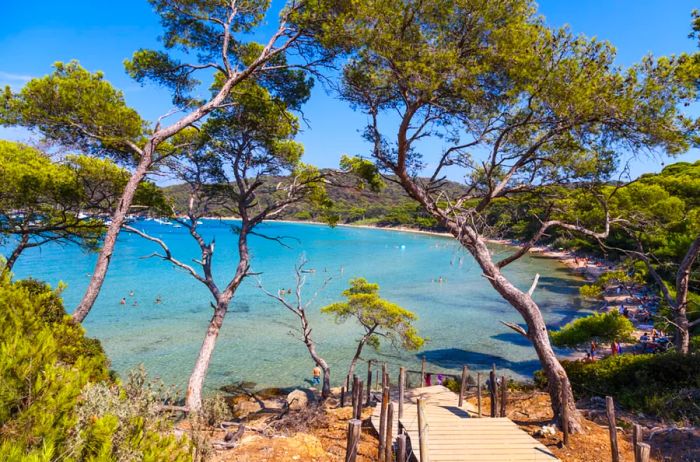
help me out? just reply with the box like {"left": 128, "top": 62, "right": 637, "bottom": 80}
{"left": 7, "top": 220, "right": 589, "bottom": 393}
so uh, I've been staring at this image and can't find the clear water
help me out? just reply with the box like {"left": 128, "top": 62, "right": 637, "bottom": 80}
{"left": 6, "top": 220, "right": 588, "bottom": 393}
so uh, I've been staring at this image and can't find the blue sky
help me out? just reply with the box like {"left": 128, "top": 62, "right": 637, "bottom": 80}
{"left": 1, "top": 0, "right": 698, "bottom": 180}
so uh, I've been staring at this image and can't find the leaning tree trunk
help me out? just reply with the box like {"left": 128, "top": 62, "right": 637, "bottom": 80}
{"left": 186, "top": 229, "right": 250, "bottom": 411}
{"left": 347, "top": 331, "right": 373, "bottom": 383}
{"left": 392, "top": 171, "right": 582, "bottom": 432}
{"left": 71, "top": 76, "right": 241, "bottom": 324}
{"left": 306, "top": 339, "right": 331, "bottom": 399}
{"left": 4, "top": 233, "right": 29, "bottom": 271}
{"left": 457, "top": 227, "right": 583, "bottom": 432}
{"left": 186, "top": 300, "right": 229, "bottom": 411}
{"left": 72, "top": 153, "right": 152, "bottom": 323}
{"left": 300, "top": 315, "right": 332, "bottom": 399}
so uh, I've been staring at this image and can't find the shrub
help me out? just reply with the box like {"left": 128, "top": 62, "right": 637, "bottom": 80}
{"left": 561, "top": 352, "right": 700, "bottom": 424}
{"left": 0, "top": 272, "right": 110, "bottom": 458}
{"left": 550, "top": 311, "right": 635, "bottom": 348}
{"left": 0, "top": 273, "right": 192, "bottom": 461}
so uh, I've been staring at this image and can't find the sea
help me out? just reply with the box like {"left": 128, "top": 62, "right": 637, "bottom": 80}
{"left": 6, "top": 219, "right": 589, "bottom": 394}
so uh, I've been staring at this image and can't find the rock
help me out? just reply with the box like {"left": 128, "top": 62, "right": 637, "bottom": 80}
{"left": 536, "top": 424, "right": 557, "bottom": 437}
{"left": 234, "top": 399, "right": 262, "bottom": 418}
{"left": 286, "top": 389, "right": 312, "bottom": 410}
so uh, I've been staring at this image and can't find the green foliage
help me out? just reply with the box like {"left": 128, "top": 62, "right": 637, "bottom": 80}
{"left": 0, "top": 274, "right": 191, "bottom": 461}
{"left": 561, "top": 353, "right": 700, "bottom": 424}
{"left": 125, "top": 0, "right": 321, "bottom": 109}
{"left": 2, "top": 61, "right": 145, "bottom": 161}
{"left": 0, "top": 272, "right": 109, "bottom": 458}
{"left": 68, "top": 367, "right": 191, "bottom": 462}
{"left": 0, "top": 140, "right": 169, "bottom": 267}
{"left": 339, "top": 155, "right": 385, "bottom": 192}
{"left": 550, "top": 311, "right": 635, "bottom": 348}
{"left": 579, "top": 270, "right": 644, "bottom": 300}
{"left": 322, "top": 277, "right": 425, "bottom": 352}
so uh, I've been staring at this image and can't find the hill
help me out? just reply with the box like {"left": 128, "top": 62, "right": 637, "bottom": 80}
{"left": 162, "top": 172, "right": 467, "bottom": 230}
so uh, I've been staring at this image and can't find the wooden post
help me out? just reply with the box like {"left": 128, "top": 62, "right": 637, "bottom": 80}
{"left": 489, "top": 365, "right": 497, "bottom": 417}
{"left": 606, "top": 396, "right": 620, "bottom": 462}
{"left": 398, "top": 367, "right": 405, "bottom": 419}
{"left": 385, "top": 402, "right": 394, "bottom": 462}
{"left": 367, "top": 360, "right": 373, "bottom": 406}
{"left": 352, "top": 375, "right": 359, "bottom": 417}
{"left": 632, "top": 423, "right": 643, "bottom": 462}
{"left": 458, "top": 365, "right": 468, "bottom": 407}
{"left": 500, "top": 375, "right": 507, "bottom": 417}
{"left": 345, "top": 419, "right": 361, "bottom": 462}
{"left": 375, "top": 369, "right": 379, "bottom": 391}
{"left": 378, "top": 386, "right": 389, "bottom": 461}
{"left": 476, "top": 372, "right": 482, "bottom": 418}
{"left": 382, "top": 363, "right": 387, "bottom": 388}
{"left": 417, "top": 398, "right": 429, "bottom": 462}
{"left": 421, "top": 356, "right": 426, "bottom": 386}
{"left": 340, "top": 386, "right": 345, "bottom": 408}
{"left": 636, "top": 443, "right": 650, "bottom": 462}
{"left": 397, "top": 433, "right": 407, "bottom": 462}
{"left": 355, "top": 380, "right": 364, "bottom": 420}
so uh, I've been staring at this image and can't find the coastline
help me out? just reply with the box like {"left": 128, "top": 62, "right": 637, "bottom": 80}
{"left": 265, "top": 218, "right": 609, "bottom": 279}
{"left": 206, "top": 216, "right": 589, "bottom": 269}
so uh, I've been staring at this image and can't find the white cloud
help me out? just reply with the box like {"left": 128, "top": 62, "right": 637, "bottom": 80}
{"left": 0, "top": 71, "right": 33, "bottom": 82}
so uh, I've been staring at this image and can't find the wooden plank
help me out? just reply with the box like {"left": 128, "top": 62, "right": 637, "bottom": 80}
{"left": 371, "top": 385, "right": 560, "bottom": 462}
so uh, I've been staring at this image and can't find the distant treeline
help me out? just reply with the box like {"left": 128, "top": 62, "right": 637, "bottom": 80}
{"left": 163, "top": 171, "right": 467, "bottom": 231}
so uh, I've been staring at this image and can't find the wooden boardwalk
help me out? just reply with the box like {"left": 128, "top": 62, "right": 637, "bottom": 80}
{"left": 370, "top": 385, "right": 559, "bottom": 462}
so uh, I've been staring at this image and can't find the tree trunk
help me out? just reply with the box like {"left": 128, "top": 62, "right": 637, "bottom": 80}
{"left": 4, "top": 233, "right": 29, "bottom": 271}
{"left": 391, "top": 171, "right": 582, "bottom": 432}
{"left": 460, "top": 230, "right": 582, "bottom": 432}
{"left": 308, "top": 343, "right": 332, "bottom": 399}
{"left": 302, "top": 317, "right": 332, "bottom": 399}
{"left": 674, "top": 312, "right": 690, "bottom": 353}
{"left": 674, "top": 235, "right": 700, "bottom": 354}
{"left": 186, "top": 228, "right": 249, "bottom": 412}
{"left": 347, "top": 332, "right": 372, "bottom": 381}
{"left": 187, "top": 300, "right": 228, "bottom": 411}
{"left": 72, "top": 152, "right": 152, "bottom": 323}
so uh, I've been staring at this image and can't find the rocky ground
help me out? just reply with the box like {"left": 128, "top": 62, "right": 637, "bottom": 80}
{"left": 185, "top": 386, "right": 698, "bottom": 462}
{"left": 491, "top": 391, "right": 699, "bottom": 462}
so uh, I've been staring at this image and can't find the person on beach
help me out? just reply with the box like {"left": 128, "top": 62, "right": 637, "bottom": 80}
{"left": 590, "top": 340, "right": 597, "bottom": 358}
{"left": 311, "top": 366, "right": 321, "bottom": 386}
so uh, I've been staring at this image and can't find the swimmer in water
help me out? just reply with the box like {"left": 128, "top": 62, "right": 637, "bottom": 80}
{"left": 155, "top": 295, "right": 162, "bottom": 304}
{"left": 120, "top": 297, "right": 126, "bottom": 305}
{"left": 132, "top": 300, "right": 138, "bottom": 307}
{"left": 129, "top": 290, "right": 135, "bottom": 297}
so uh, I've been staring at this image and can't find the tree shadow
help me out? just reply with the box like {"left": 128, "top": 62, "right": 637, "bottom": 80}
{"left": 536, "top": 276, "right": 583, "bottom": 296}
{"left": 491, "top": 331, "right": 532, "bottom": 347}
{"left": 418, "top": 348, "right": 542, "bottom": 376}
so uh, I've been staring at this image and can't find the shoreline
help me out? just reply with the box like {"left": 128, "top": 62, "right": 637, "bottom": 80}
{"left": 184, "top": 216, "right": 655, "bottom": 374}
{"left": 203, "top": 216, "right": 594, "bottom": 273}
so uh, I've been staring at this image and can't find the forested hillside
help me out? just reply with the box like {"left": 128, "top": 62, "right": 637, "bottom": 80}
{"left": 163, "top": 172, "right": 466, "bottom": 229}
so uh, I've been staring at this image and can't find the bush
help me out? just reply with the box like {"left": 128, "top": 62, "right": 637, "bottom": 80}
{"left": 0, "top": 273, "right": 192, "bottom": 461}
{"left": 561, "top": 352, "right": 700, "bottom": 424}
{"left": 550, "top": 311, "right": 635, "bottom": 348}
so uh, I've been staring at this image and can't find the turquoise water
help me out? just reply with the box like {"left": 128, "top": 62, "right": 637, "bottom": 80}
{"left": 7, "top": 220, "right": 588, "bottom": 393}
